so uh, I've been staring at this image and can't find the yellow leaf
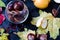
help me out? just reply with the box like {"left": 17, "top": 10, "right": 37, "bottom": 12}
{"left": 17, "top": 28, "right": 35, "bottom": 40}
{"left": 48, "top": 18, "right": 60, "bottom": 39}
{"left": 37, "top": 28, "right": 48, "bottom": 34}
{"left": 49, "top": 24, "right": 59, "bottom": 39}
{"left": 53, "top": 18, "right": 60, "bottom": 28}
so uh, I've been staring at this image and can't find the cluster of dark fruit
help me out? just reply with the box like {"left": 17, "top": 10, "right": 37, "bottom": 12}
{"left": 8, "top": 1, "right": 24, "bottom": 11}
{"left": 27, "top": 33, "right": 47, "bottom": 40}
{"left": 7, "top": 1, "right": 27, "bottom": 23}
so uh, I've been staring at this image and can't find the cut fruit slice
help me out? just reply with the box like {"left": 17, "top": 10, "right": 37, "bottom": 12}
{"left": 36, "top": 18, "right": 47, "bottom": 29}
{"left": 41, "top": 18, "right": 47, "bottom": 29}
{"left": 36, "top": 17, "right": 43, "bottom": 27}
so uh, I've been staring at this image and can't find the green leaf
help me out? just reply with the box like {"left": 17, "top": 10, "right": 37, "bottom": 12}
{"left": 0, "top": 0, "right": 5, "bottom": 7}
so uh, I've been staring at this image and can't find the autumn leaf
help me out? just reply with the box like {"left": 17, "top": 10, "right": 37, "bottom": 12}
{"left": 17, "top": 28, "right": 35, "bottom": 40}
{"left": 31, "top": 10, "right": 60, "bottom": 39}
{"left": 0, "top": 0, "right": 5, "bottom": 7}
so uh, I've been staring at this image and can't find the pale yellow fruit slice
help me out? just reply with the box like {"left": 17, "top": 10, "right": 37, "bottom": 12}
{"left": 36, "top": 18, "right": 47, "bottom": 29}
{"left": 37, "top": 18, "right": 48, "bottom": 34}
{"left": 41, "top": 18, "right": 48, "bottom": 29}
{"left": 36, "top": 17, "right": 44, "bottom": 27}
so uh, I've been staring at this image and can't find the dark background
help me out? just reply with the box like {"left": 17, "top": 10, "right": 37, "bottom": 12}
{"left": 0, "top": 0, "right": 60, "bottom": 40}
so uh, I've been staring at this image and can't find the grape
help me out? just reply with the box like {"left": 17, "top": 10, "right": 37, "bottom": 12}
{"left": 13, "top": 1, "right": 24, "bottom": 11}
{"left": 20, "top": 9, "right": 27, "bottom": 16}
{"left": 8, "top": 4, "right": 14, "bottom": 11}
{"left": 37, "top": 34, "right": 47, "bottom": 40}
{"left": 14, "top": 14, "right": 24, "bottom": 22}
{"left": 27, "top": 33, "right": 35, "bottom": 40}
{"left": 7, "top": 1, "right": 28, "bottom": 24}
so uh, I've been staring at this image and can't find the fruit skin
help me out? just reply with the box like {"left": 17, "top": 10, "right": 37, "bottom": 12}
{"left": 27, "top": 33, "right": 35, "bottom": 40}
{"left": 13, "top": 1, "right": 24, "bottom": 11}
{"left": 8, "top": 1, "right": 24, "bottom": 11}
{"left": 0, "top": 7, "right": 5, "bottom": 25}
{"left": 33, "top": 0, "right": 50, "bottom": 9}
{"left": 0, "top": 14, "right": 5, "bottom": 25}
{"left": 8, "top": 4, "right": 14, "bottom": 11}
{"left": 37, "top": 34, "right": 47, "bottom": 40}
